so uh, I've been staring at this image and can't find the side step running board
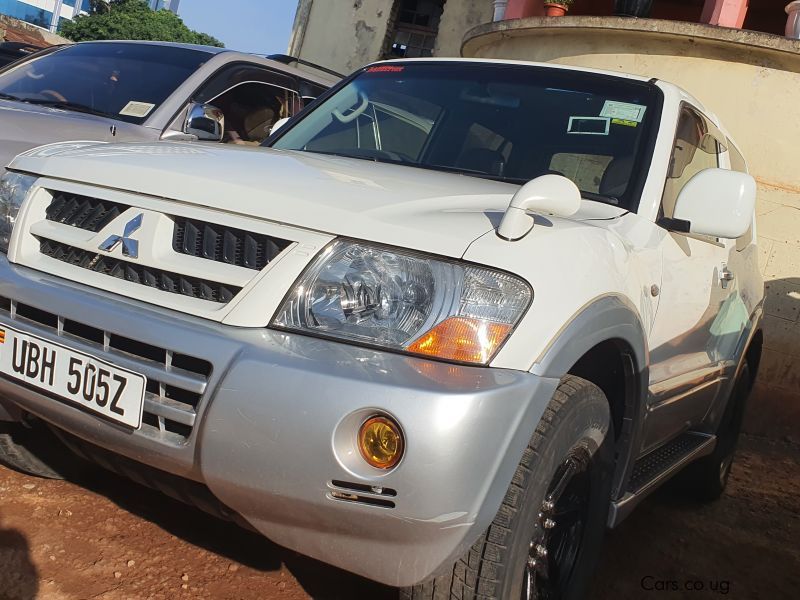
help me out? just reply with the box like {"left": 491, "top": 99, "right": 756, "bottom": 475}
{"left": 608, "top": 431, "right": 716, "bottom": 527}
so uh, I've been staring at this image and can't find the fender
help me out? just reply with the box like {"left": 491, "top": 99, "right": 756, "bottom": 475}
{"left": 529, "top": 294, "right": 651, "bottom": 501}
{"left": 530, "top": 293, "right": 649, "bottom": 378}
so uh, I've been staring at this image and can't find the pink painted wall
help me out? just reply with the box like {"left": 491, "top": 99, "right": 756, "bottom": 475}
{"left": 504, "top": 0, "right": 786, "bottom": 36}
{"left": 702, "top": 0, "right": 749, "bottom": 28}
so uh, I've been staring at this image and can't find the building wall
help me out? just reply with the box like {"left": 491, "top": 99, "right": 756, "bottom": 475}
{"left": 464, "top": 18, "right": 800, "bottom": 438}
{"left": 434, "top": 0, "right": 493, "bottom": 57}
{"left": 293, "top": 0, "right": 395, "bottom": 75}
{"left": 291, "top": 0, "right": 493, "bottom": 75}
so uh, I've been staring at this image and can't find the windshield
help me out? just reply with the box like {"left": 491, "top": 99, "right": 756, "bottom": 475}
{"left": 0, "top": 43, "right": 210, "bottom": 123}
{"left": 270, "top": 62, "right": 661, "bottom": 211}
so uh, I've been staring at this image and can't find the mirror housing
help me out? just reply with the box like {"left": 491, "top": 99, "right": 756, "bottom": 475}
{"left": 183, "top": 103, "right": 224, "bottom": 141}
{"left": 672, "top": 168, "right": 756, "bottom": 239}
{"left": 497, "top": 175, "right": 581, "bottom": 241}
{"left": 269, "top": 117, "right": 291, "bottom": 136}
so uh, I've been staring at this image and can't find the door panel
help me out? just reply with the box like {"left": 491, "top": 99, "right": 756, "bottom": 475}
{"left": 642, "top": 233, "right": 734, "bottom": 451}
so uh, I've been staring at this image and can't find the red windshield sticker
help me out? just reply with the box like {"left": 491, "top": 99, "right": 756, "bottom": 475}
{"left": 367, "top": 65, "right": 405, "bottom": 73}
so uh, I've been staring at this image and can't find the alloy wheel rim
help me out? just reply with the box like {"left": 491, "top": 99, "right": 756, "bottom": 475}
{"left": 523, "top": 448, "right": 592, "bottom": 600}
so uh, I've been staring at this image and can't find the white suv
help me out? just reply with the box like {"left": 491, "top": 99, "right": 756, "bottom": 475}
{"left": 0, "top": 59, "right": 763, "bottom": 599}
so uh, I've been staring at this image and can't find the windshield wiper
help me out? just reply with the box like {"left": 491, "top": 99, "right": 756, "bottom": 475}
{"left": 302, "top": 148, "right": 411, "bottom": 165}
{"left": 580, "top": 191, "right": 620, "bottom": 206}
{"left": 0, "top": 92, "right": 23, "bottom": 102}
{"left": 23, "top": 99, "right": 113, "bottom": 118}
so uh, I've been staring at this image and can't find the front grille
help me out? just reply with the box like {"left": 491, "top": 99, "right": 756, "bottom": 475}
{"left": 1, "top": 297, "right": 211, "bottom": 444}
{"left": 39, "top": 239, "right": 241, "bottom": 304}
{"left": 173, "top": 218, "right": 291, "bottom": 270}
{"left": 46, "top": 192, "right": 128, "bottom": 233}
{"left": 44, "top": 191, "right": 291, "bottom": 271}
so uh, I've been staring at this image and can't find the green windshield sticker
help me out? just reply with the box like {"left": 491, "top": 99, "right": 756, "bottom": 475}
{"left": 612, "top": 118, "right": 638, "bottom": 128}
{"left": 601, "top": 101, "right": 647, "bottom": 123}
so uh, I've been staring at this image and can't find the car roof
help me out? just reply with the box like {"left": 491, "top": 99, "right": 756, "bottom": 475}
{"left": 372, "top": 57, "right": 654, "bottom": 83}
{"left": 70, "top": 40, "right": 340, "bottom": 84}
{"left": 75, "top": 39, "right": 229, "bottom": 54}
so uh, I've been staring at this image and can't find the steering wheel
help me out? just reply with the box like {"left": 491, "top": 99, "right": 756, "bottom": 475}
{"left": 39, "top": 89, "right": 68, "bottom": 103}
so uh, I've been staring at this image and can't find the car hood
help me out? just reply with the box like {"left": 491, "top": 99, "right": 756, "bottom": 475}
{"left": 11, "top": 141, "right": 626, "bottom": 258}
{"left": 0, "top": 99, "right": 152, "bottom": 174}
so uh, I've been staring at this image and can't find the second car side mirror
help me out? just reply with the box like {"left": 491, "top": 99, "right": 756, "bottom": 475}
{"left": 183, "top": 103, "right": 225, "bottom": 142}
{"left": 672, "top": 168, "right": 756, "bottom": 239}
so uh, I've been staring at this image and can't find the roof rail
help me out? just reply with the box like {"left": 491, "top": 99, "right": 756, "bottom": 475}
{"left": 266, "top": 54, "right": 344, "bottom": 79}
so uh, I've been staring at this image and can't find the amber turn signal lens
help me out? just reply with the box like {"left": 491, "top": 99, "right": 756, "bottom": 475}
{"left": 406, "top": 317, "right": 512, "bottom": 364}
{"left": 358, "top": 415, "right": 404, "bottom": 470}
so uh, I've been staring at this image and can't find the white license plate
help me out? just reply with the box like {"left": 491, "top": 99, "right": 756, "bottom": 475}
{"left": 0, "top": 323, "right": 145, "bottom": 429}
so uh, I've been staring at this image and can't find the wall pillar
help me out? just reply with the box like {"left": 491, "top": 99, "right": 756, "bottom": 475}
{"left": 288, "top": 0, "right": 314, "bottom": 57}
{"left": 701, "top": 0, "right": 749, "bottom": 28}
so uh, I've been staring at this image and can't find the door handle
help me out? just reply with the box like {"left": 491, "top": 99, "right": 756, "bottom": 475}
{"left": 720, "top": 265, "right": 735, "bottom": 288}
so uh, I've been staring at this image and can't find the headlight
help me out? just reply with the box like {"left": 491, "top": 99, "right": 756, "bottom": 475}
{"left": 0, "top": 172, "right": 37, "bottom": 254}
{"left": 271, "top": 240, "right": 532, "bottom": 365}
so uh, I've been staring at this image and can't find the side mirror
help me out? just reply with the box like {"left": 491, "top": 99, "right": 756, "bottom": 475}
{"left": 672, "top": 168, "right": 756, "bottom": 239}
{"left": 269, "top": 117, "right": 291, "bottom": 136}
{"left": 183, "top": 103, "right": 224, "bottom": 141}
{"left": 497, "top": 175, "right": 581, "bottom": 241}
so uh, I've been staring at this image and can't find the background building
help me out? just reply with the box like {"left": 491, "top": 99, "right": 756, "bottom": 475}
{"left": 290, "top": 0, "right": 792, "bottom": 76}
{"left": 0, "top": 0, "right": 180, "bottom": 33}
{"left": 0, "top": 0, "right": 82, "bottom": 31}
{"left": 148, "top": 0, "right": 179, "bottom": 13}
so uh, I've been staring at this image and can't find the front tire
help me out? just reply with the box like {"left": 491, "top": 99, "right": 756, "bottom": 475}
{"left": 0, "top": 421, "right": 75, "bottom": 479}
{"left": 401, "top": 376, "right": 615, "bottom": 600}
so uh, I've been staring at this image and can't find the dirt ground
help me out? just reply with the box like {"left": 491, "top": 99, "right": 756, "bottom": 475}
{"left": 1, "top": 434, "right": 798, "bottom": 600}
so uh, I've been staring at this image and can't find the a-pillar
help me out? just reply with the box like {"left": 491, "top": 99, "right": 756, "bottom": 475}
{"left": 701, "top": 0, "right": 749, "bottom": 28}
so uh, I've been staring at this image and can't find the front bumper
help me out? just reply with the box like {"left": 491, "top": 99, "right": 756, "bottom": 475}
{"left": 0, "top": 256, "right": 559, "bottom": 587}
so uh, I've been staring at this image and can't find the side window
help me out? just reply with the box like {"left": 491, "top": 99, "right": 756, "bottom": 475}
{"left": 661, "top": 107, "right": 719, "bottom": 219}
{"left": 193, "top": 65, "right": 302, "bottom": 145}
{"left": 298, "top": 79, "right": 329, "bottom": 104}
{"left": 727, "top": 141, "right": 748, "bottom": 173}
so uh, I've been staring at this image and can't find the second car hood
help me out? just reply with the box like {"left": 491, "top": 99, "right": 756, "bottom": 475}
{"left": 0, "top": 99, "right": 154, "bottom": 175}
{"left": 11, "top": 141, "right": 624, "bottom": 258}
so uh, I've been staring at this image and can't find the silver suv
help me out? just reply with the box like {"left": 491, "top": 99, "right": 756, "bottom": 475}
{"left": 0, "top": 40, "right": 338, "bottom": 174}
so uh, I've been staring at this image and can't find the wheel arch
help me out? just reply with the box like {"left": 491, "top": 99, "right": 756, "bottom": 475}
{"left": 530, "top": 294, "right": 651, "bottom": 500}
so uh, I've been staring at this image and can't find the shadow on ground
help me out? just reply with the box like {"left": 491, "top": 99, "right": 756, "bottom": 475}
{"left": 0, "top": 511, "right": 38, "bottom": 600}
{"left": 71, "top": 467, "right": 395, "bottom": 600}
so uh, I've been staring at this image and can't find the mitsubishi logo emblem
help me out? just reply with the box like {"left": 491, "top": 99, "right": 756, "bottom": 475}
{"left": 99, "top": 213, "right": 143, "bottom": 258}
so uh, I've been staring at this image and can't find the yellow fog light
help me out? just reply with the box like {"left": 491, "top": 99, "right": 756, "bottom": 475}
{"left": 358, "top": 415, "right": 404, "bottom": 470}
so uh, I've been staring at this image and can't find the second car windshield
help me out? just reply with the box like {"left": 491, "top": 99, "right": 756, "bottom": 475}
{"left": 0, "top": 42, "right": 209, "bottom": 123}
{"left": 270, "top": 62, "right": 661, "bottom": 211}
